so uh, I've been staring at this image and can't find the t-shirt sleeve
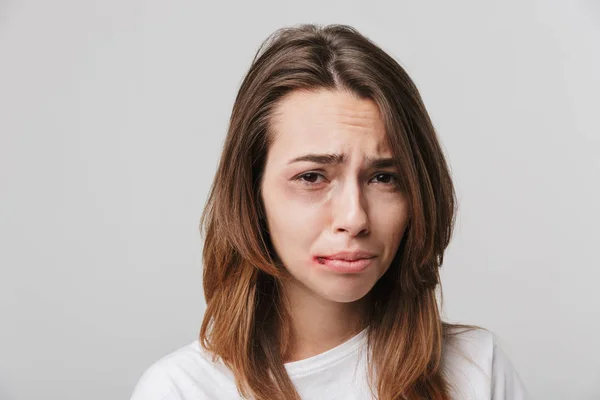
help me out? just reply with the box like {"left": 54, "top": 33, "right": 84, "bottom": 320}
{"left": 130, "top": 362, "right": 182, "bottom": 400}
{"left": 491, "top": 337, "right": 532, "bottom": 400}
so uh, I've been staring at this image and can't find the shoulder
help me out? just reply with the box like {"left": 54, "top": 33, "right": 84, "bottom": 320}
{"left": 130, "top": 340, "right": 239, "bottom": 400}
{"left": 441, "top": 325, "right": 531, "bottom": 400}
{"left": 443, "top": 325, "right": 495, "bottom": 366}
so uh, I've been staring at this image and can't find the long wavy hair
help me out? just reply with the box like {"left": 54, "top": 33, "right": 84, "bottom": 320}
{"left": 199, "top": 23, "right": 476, "bottom": 400}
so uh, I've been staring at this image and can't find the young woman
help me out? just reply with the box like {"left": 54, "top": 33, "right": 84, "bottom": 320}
{"left": 130, "top": 24, "right": 530, "bottom": 400}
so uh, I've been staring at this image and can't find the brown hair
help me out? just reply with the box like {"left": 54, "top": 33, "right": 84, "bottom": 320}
{"left": 199, "top": 23, "right": 477, "bottom": 400}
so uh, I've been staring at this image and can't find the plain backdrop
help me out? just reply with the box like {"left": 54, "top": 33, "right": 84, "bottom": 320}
{"left": 1, "top": 0, "right": 599, "bottom": 399}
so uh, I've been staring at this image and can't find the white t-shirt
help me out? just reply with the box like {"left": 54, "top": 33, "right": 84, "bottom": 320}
{"left": 130, "top": 327, "right": 530, "bottom": 400}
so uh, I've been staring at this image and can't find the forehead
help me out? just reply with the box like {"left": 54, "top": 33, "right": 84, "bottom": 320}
{"left": 268, "top": 88, "right": 390, "bottom": 156}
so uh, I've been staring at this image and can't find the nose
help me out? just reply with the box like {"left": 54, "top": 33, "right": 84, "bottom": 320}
{"left": 331, "top": 179, "right": 370, "bottom": 237}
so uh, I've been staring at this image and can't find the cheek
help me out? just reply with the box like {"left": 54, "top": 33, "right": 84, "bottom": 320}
{"left": 370, "top": 197, "right": 410, "bottom": 246}
{"left": 262, "top": 184, "right": 326, "bottom": 257}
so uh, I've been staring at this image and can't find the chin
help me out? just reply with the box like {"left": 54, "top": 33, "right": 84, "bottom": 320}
{"left": 317, "top": 284, "right": 374, "bottom": 304}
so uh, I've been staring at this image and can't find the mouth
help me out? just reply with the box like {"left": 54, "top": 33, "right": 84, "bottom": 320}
{"left": 316, "top": 250, "right": 376, "bottom": 261}
{"left": 313, "top": 253, "right": 377, "bottom": 273}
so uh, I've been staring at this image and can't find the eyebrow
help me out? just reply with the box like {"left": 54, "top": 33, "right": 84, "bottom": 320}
{"left": 288, "top": 153, "right": 397, "bottom": 169}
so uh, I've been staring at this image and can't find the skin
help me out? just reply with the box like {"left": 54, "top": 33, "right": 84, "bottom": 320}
{"left": 260, "top": 88, "right": 410, "bottom": 363}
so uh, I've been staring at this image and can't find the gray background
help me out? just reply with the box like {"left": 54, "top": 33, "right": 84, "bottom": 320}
{"left": 1, "top": 0, "right": 599, "bottom": 399}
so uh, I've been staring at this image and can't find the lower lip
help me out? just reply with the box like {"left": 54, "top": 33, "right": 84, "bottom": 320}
{"left": 314, "top": 256, "right": 375, "bottom": 273}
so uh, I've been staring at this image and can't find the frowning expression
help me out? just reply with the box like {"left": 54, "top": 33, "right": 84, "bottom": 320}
{"left": 260, "top": 88, "right": 410, "bottom": 303}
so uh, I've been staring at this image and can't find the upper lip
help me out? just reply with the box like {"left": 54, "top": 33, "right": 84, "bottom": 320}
{"left": 317, "top": 250, "right": 376, "bottom": 261}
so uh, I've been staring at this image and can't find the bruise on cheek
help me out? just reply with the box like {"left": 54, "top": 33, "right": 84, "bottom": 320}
{"left": 281, "top": 177, "right": 335, "bottom": 207}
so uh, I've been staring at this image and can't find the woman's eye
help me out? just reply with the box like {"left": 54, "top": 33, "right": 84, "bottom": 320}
{"left": 371, "top": 173, "right": 397, "bottom": 185}
{"left": 296, "top": 172, "right": 325, "bottom": 184}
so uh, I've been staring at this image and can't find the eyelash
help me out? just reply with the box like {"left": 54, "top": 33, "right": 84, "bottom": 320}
{"left": 293, "top": 172, "right": 399, "bottom": 187}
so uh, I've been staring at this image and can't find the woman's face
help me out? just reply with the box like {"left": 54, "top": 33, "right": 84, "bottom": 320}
{"left": 260, "top": 88, "right": 410, "bottom": 304}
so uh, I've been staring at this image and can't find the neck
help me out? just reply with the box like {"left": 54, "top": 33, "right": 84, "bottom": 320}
{"left": 280, "top": 279, "right": 370, "bottom": 363}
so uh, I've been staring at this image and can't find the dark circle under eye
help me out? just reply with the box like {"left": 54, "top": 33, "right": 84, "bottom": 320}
{"left": 302, "top": 173, "right": 319, "bottom": 183}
